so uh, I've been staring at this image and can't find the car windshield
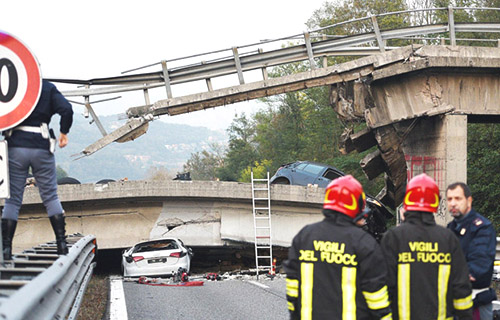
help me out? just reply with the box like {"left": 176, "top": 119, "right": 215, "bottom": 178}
{"left": 133, "top": 240, "right": 178, "bottom": 253}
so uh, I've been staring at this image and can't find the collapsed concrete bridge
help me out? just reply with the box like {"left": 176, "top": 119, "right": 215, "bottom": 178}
{"left": 5, "top": 180, "right": 326, "bottom": 251}
{"left": 52, "top": 7, "right": 500, "bottom": 223}
{"left": 329, "top": 44, "right": 500, "bottom": 224}
{"left": 56, "top": 44, "right": 500, "bottom": 222}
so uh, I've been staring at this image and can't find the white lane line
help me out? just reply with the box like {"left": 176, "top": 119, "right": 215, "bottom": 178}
{"left": 247, "top": 280, "right": 269, "bottom": 289}
{"left": 109, "top": 276, "right": 128, "bottom": 320}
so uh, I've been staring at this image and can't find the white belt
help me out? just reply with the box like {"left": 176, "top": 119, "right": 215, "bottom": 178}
{"left": 472, "top": 287, "right": 490, "bottom": 299}
{"left": 13, "top": 123, "right": 49, "bottom": 140}
{"left": 14, "top": 126, "right": 42, "bottom": 133}
{"left": 9, "top": 123, "right": 55, "bottom": 153}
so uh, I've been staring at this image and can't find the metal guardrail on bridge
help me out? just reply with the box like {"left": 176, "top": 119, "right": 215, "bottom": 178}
{"left": 55, "top": 6, "right": 500, "bottom": 100}
{"left": 46, "top": 6, "right": 500, "bottom": 157}
{"left": 0, "top": 234, "right": 97, "bottom": 320}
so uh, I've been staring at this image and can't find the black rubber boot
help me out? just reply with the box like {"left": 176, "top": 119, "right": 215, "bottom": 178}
{"left": 49, "top": 214, "right": 69, "bottom": 255}
{"left": 2, "top": 219, "right": 17, "bottom": 261}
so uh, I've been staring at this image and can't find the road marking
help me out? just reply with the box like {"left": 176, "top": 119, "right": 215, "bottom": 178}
{"left": 247, "top": 280, "right": 269, "bottom": 289}
{"left": 110, "top": 276, "right": 128, "bottom": 320}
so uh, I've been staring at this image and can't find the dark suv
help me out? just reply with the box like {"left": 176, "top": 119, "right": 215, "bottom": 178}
{"left": 270, "top": 161, "right": 393, "bottom": 240}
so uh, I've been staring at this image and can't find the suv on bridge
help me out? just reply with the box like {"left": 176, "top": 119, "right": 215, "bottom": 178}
{"left": 270, "top": 161, "right": 393, "bottom": 240}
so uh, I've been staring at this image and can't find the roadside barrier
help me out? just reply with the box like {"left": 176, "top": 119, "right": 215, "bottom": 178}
{"left": 0, "top": 234, "right": 97, "bottom": 320}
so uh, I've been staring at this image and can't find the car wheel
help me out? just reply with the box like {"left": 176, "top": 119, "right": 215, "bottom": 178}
{"left": 273, "top": 178, "right": 290, "bottom": 185}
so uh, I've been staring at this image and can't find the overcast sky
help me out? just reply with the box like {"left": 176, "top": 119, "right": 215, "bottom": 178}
{"left": 3, "top": 0, "right": 328, "bottom": 130}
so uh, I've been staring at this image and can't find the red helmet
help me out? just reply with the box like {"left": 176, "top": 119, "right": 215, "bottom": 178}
{"left": 324, "top": 175, "right": 366, "bottom": 218}
{"left": 403, "top": 173, "right": 440, "bottom": 213}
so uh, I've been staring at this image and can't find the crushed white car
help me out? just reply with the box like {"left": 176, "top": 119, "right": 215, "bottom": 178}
{"left": 122, "top": 238, "right": 193, "bottom": 277}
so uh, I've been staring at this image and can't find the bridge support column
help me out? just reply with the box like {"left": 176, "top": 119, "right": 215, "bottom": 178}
{"left": 402, "top": 114, "right": 467, "bottom": 225}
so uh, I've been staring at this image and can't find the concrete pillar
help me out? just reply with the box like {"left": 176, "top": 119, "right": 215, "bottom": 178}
{"left": 402, "top": 114, "right": 467, "bottom": 226}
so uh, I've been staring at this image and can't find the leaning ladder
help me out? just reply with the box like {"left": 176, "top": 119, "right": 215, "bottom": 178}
{"left": 251, "top": 171, "right": 273, "bottom": 279}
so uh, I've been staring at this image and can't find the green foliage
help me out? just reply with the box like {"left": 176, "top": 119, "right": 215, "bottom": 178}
{"left": 216, "top": 114, "right": 259, "bottom": 181}
{"left": 240, "top": 160, "right": 273, "bottom": 182}
{"left": 467, "top": 123, "right": 500, "bottom": 231}
{"left": 56, "top": 165, "right": 68, "bottom": 180}
{"left": 306, "top": 0, "right": 409, "bottom": 66}
{"left": 145, "top": 166, "right": 174, "bottom": 181}
{"left": 183, "top": 143, "right": 225, "bottom": 180}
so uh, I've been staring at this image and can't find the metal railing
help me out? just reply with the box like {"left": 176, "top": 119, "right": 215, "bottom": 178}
{"left": 45, "top": 6, "right": 500, "bottom": 157}
{"left": 53, "top": 6, "right": 500, "bottom": 100}
{"left": 0, "top": 234, "right": 97, "bottom": 320}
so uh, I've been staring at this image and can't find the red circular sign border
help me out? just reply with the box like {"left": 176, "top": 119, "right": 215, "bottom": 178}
{"left": 0, "top": 31, "right": 41, "bottom": 130}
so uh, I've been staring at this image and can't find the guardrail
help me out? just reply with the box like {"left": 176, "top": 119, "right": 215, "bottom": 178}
{"left": 45, "top": 6, "right": 500, "bottom": 157}
{"left": 53, "top": 6, "right": 500, "bottom": 100}
{"left": 0, "top": 234, "right": 97, "bottom": 320}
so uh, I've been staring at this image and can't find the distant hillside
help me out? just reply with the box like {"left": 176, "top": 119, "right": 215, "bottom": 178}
{"left": 51, "top": 115, "right": 227, "bottom": 183}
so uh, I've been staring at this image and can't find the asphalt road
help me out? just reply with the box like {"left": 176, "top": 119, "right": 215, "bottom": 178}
{"left": 123, "top": 275, "right": 289, "bottom": 320}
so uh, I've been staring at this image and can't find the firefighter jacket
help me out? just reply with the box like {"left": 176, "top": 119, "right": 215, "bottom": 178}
{"left": 381, "top": 211, "right": 473, "bottom": 320}
{"left": 447, "top": 209, "right": 496, "bottom": 290}
{"left": 283, "top": 210, "right": 392, "bottom": 320}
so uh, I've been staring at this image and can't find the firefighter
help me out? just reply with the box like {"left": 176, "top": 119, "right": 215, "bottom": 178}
{"left": 381, "top": 174, "right": 473, "bottom": 320}
{"left": 284, "top": 175, "right": 392, "bottom": 319}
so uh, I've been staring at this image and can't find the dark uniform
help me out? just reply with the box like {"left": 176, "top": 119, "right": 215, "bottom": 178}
{"left": 2, "top": 80, "right": 73, "bottom": 220}
{"left": 381, "top": 212, "right": 473, "bottom": 320}
{"left": 447, "top": 209, "right": 497, "bottom": 308}
{"left": 2, "top": 80, "right": 73, "bottom": 259}
{"left": 284, "top": 211, "right": 392, "bottom": 320}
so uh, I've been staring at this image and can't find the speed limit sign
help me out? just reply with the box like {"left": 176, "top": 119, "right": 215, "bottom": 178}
{"left": 0, "top": 31, "right": 42, "bottom": 131}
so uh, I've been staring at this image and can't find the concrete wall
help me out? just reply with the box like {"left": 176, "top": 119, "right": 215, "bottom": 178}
{"left": 401, "top": 115, "right": 467, "bottom": 225}
{"left": 3, "top": 180, "right": 324, "bottom": 251}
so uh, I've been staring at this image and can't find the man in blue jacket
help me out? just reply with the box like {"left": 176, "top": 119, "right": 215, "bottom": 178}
{"left": 447, "top": 182, "right": 497, "bottom": 319}
{"left": 2, "top": 80, "right": 73, "bottom": 260}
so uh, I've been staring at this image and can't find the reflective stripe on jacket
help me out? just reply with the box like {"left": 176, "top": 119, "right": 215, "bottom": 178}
{"left": 381, "top": 212, "right": 473, "bottom": 320}
{"left": 284, "top": 211, "right": 392, "bottom": 319}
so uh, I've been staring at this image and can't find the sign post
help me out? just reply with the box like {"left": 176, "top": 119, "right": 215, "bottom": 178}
{"left": 0, "top": 31, "right": 42, "bottom": 263}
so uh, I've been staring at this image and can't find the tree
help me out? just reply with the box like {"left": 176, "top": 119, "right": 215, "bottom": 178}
{"left": 252, "top": 58, "right": 384, "bottom": 195}
{"left": 240, "top": 160, "right": 273, "bottom": 182}
{"left": 306, "top": 0, "right": 408, "bottom": 55}
{"left": 145, "top": 166, "right": 174, "bottom": 181}
{"left": 467, "top": 123, "right": 500, "bottom": 231}
{"left": 216, "top": 114, "right": 259, "bottom": 181}
{"left": 183, "top": 143, "right": 225, "bottom": 180}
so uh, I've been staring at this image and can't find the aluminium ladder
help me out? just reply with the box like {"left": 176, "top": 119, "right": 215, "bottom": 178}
{"left": 251, "top": 171, "right": 273, "bottom": 279}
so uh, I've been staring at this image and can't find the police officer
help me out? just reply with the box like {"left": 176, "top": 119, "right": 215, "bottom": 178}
{"left": 2, "top": 80, "right": 73, "bottom": 259}
{"left": 446, "top": 182, "right": 497, "bottom": 319}
{"left": 381, "top": 174, "right": 473, "bottom": 320}
{"left": 284, "top": 175, "right": 392, "bottom": 319}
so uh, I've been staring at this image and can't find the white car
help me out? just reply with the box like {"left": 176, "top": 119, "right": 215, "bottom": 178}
{"left": 122, "top": 238, "right": 193, "bottom": 277}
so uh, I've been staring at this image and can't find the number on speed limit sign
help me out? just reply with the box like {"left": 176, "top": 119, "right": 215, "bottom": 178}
{"left": 0, "top": 31, "right": 42, "bottom": 131}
